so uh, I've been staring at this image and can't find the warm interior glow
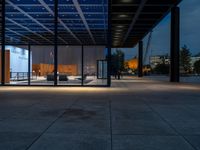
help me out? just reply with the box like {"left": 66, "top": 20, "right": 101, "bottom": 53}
{"left": 0, "top": 86, "right": 128, "bottom": 93}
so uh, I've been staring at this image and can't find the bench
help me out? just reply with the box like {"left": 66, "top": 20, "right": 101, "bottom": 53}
{"left": 59, "top": 74, "right": 68, "bottom": 81}
{"left": 47, "top": 74, "right": 54, "bottom": 81}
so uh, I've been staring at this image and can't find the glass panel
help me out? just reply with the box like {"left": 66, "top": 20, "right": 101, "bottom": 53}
{"left": 84, "top": 46, "right": 107, "bottom": 85}
{"left": 31, "top": 46, "right": 54, "bottom": 85}
{"left": 58, "top": 46, "right": 82, "bottom": 85}
{"left": 0, "top": 2, "right": 1, "bottom": 84}
{"left": 5, "top": 45, "right": 29, "bottom": 85}
{"left": 97, "top": 60, "right": 107, "bottom": 79}
{"left": 0, "top": 49, "right": 1, "bottom": 84}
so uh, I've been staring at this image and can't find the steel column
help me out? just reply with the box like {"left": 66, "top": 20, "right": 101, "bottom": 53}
{"left": 81, "top": 45, "right": 84, "bottom": 86}
{"left": 170, "top": 6, "right": 180, "bottom": 82}
{"left": 107, "top": 0, "right": 111, "bottom": 86}
{"left": 28, "top": 44, "right": 31, "bottom": 85}
{"left": 54, "top": 0, "right": 58, "bottom": 85}
{"left": 1, "top": 0, "right": 5, "bottom": 85}
{"left": 138, "top": 41, "right": 143, "bottom": 77}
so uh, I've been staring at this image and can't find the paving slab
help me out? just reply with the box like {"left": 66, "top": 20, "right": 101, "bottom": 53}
{"left": 0, "top": 119, "right": 52, "bottom": 133}
{"left": 112, "top": 119, "right": 176, "bottom": 135}
{"left": 28, "top": 134, "right": 111, "bottom": 150}
{"left": 47, "top": 119, "right": 110, "bottom": 135}
{"left": 185, "top": 136, "right": 200, "bottom": 150}
{"left": 113, "top": 135, "right": 195, "bottom": 150}
{"left": 0, "top": 132, "right": 39, "bottom": 150}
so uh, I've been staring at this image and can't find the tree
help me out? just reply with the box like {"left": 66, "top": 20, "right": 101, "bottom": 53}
{"left": 194, "top": 60, "right": 200, "bottom": 75}
{"left": 153, "top": 63, "right": 169, "bottom": 75}
{"left": 124, "top": 62, "right": 129, "bottom": 72}
{"left": 110, "top": 49, "right": 125, "bottom": 78}
{"left": 180, "top": 45, "right": 191, "bottom": 73}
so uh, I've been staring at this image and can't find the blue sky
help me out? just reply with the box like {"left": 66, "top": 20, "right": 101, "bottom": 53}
{"left": 115, "top": 0, "right": 200, "bottom": 60}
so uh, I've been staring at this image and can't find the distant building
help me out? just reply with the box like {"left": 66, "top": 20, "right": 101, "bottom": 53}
{"left": 125, "top": 58, "right": 151, "bottom": 74}
{"left": 125, "top": 58, "right": 138, "bottom": 70}
{"left": 191, "top": 56, "right": 200, "bottom": 66}
{"left": 150, "top": 55, "right": 170, "bottom": 68}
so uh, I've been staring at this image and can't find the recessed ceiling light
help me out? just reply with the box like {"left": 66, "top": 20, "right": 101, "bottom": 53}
{"left": 114, "top": 33, "right": 122, "bottom": 35}
{"left": 115, "top": 29, "right": 123, "bottom": 32}
{"left": 116, "top": 25, "right": 125, "bottom": 28}
{"left": 118, "top": 14, "right": 128, "bottom": 18}
{"left": 121, "top": 0, "right": 133, "bottom": 3}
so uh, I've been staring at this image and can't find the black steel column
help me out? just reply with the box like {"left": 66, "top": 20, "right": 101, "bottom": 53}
{"left": 81, "top": 45, "right": 84, "bottom": 86}
{"left": 138, "top": 41, "right": 143, "bottom": 77}
{"left": 28, "top": 44, "right": 31, "bottom": 85}
{"left": 54, "top": 0, "right": 58, "bottom": 85}
{"left": 107, "top": 0, "right": 111, "bottom": 86}
{"left": 1, "top": 0, "right": 5, "bottom": 85}
{"left": 170, "top": 6, "right": 180, "bottom": 82}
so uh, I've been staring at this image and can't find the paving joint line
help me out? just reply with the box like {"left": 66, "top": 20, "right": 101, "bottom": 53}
{"left": 109, "top": 98, "right": 113, "bottom": 150}
{"left": 142, "top": 98, "right": 198, "bottom": 150}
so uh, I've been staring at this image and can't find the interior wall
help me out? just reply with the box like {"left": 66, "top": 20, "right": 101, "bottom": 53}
{"left": 31, "top": 46, "right": 106, "bottom": 75}
{"left": 5, "top": 46, "right": 30, "bottom": 73}
{"left": 0, "top": 50, "right": 10, "bottom": 83}
{"left": 32, "top": 64, "right": 78, "bottom": 76}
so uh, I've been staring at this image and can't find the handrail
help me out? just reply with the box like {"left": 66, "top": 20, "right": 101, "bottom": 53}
{"left": 10, "top": 72, "right": 37, "bottom": 81}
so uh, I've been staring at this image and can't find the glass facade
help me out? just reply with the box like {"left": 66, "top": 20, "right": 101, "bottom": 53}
{"left": 0, "top": 0, "right": 192, "bottom": 86}
{"left": 0, "top": 0, "right": 110, "bottom": 86}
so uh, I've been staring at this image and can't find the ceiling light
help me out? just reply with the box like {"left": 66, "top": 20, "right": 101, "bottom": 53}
{"left": 118, "top": 14, "right": 128, "bottom": 18}
{"left": 116, "top": 25, "right": 125, "bottom": 28}
{"left": 115, "top": 29, "right": 123, "bottom": 32}
{"left": 121, "top": 0, "right": 133, "bottom": 3}
{"left": 114, "top": 33, "right": 122, "bottom": 35}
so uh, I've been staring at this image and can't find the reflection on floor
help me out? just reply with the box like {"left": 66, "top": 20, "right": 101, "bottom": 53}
{"left": 9, "top": 76, "right": 107, "bottom": 85}
{"left": 143, "top": 75, "right": 200, "bottom": 84}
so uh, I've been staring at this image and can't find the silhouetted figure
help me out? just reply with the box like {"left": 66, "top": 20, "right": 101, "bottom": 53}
{"left": 117, "top": 70, "right": 121, "bottom": 80}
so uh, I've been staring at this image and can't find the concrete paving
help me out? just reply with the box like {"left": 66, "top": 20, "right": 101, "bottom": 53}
{"left": 0, "top": 77, "right": 200, "bottom": 150}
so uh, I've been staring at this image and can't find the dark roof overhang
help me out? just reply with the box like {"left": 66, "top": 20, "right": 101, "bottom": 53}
{"left": 111, "top": 0, "right": 182, "bottom": 48}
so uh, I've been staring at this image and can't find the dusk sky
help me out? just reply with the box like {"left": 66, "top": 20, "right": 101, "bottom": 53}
{"left": 116, "top": 0, "right": 200, "bottom": 60}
